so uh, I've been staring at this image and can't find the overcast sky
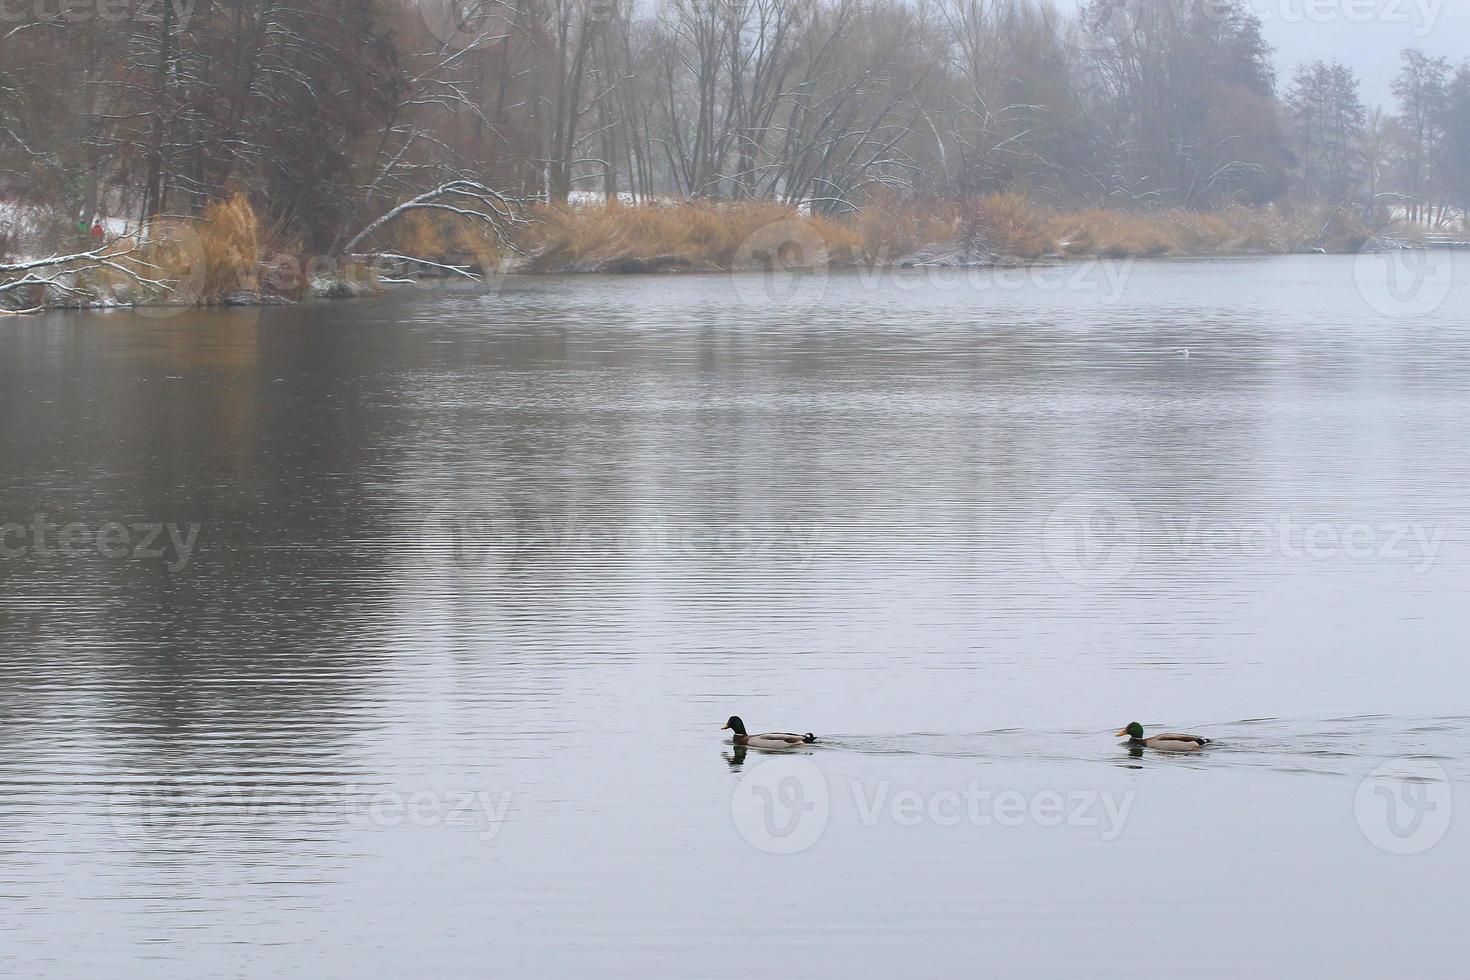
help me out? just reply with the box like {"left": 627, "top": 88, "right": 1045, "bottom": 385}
{"left": 1067, "top": 0, "right": 1470, "bottom": 109}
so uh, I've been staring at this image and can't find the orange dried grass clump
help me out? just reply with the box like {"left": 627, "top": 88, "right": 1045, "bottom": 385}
{"left": 519, "top": 199, "right": 866, "bottom": 271}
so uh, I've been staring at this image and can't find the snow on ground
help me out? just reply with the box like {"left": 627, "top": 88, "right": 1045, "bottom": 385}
{"left": 3, "top": 200, "right": 137, "bottom": 264}
{"left": 1, "top": 199, "right": 47, "bottom": 261}
{"left": 1385, "top": 205, "right": 1467, "bottom": 230}
{"left": 565, "top": 190, "right": 678, "bottom": 206}
{"left": 563, "top": 190, "right": 814, "bottom": 214}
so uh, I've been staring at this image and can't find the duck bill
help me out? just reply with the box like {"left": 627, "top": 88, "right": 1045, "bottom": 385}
{"left": 1114, "top": 728, "right": 1130, "bottom": 737}
{"left": 721, "top": 724, "right": 731, "bottom": 731}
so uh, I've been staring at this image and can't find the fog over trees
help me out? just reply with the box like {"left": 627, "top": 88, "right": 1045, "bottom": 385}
{"left": 2, "top": 0, "right": 1468, "bottom": 250}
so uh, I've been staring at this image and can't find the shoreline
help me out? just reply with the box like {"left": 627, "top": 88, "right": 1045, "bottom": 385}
{"left": 0, "top": 246, "right": 1408, "bottom": 316}
{"left": 6, "top": 195, "right": 1454, "bottom": 316}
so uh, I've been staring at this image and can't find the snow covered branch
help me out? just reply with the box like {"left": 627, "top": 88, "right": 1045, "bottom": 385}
{"left": 0, "top": 245, "right": 174, "bottom": 316}
{"left": 342, "top": 180, "right": 531, "bottom": 265}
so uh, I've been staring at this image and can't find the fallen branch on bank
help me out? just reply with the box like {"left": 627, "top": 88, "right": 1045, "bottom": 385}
{"left": 0, "top": 244, "right": 174, "bottom": 315}
{"left": 343, "top": 181, "right": 531, "bottom": 277}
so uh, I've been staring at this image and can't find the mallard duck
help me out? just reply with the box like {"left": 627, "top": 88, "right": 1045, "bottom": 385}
{"left": 1116, "top": 722, "right": 1212, "bottom": 752}
{"left": 723, "top": 716, "right": 816, "bottom": 749}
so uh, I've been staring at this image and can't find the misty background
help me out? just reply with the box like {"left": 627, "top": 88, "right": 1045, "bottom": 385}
{"left": 1107, "top": 0, "right": 1469, "bottom": 106}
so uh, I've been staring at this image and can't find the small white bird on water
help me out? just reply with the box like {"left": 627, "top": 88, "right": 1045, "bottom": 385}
{"left": 1173, "top": 347, "right": 1191, "bottom": 359}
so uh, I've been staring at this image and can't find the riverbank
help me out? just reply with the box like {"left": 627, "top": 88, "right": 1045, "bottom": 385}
{"left": 511, "top": 195, "right": 1376, "bottom": 274}
{"left": 0, "top": 194, "right": 1425, "bottom": 314}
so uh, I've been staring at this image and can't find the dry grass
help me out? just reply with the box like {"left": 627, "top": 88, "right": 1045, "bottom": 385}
{"left": 506, "top": 196, "right": 1375, "bottom": 271}
{"left": 518, "top": 200, "right": 866, "bottom": 271}
{"left": 199, "top": 192, "right": 260, "bottom": 296}
{"left": 389, "top": 210, "right": 506, "bottom": 270}
{"left": 973, "top": 193, "right": 1059, "bottom": 258}
{"left": 128, "top": 191, "right": 275, "bottom": 303}
{"left": 1051, "top": 210, "right": 1176, "bottom": 257}
{"left": 301, "top": 194, "right": 1370, "bottom": 286}
{"left": 1291, "top": 204, "right": 1372, "bottom": 252}
{"left": 849, "top": 195, "right": 968, "bottom": 264}
{"left": 12, "top": 190, "right": 1378, "bottom": 313}
{"left": 1046, "top": 204, "right": 1370, "bottom": 258}
{"left": 517, "top": 193, "right": 1346, "bottom": 270}
{"left": 134, "top": 192, "right": 394, "bottom": 303}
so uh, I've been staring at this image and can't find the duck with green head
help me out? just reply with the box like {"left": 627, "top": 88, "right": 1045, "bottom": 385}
{"left": 723, "top": 716, "right": 816, "bottom": 750}
{"left": 1116, "top": 722, "right": 1212, "bottom": 752}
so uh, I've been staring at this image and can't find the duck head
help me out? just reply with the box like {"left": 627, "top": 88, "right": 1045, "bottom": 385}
{"left": 1116, "top": 722, "right": 1145, "bottom": 739}
{"left": 722, "top": 716, "right": 747, "bottom": 736}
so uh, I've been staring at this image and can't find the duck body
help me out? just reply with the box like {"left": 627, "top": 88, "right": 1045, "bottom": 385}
{"left": 1117, "top": 722, "right": 1211, "bottom": 752}
{"left": 723, "top": 716, "right": 816, "bottom": 749}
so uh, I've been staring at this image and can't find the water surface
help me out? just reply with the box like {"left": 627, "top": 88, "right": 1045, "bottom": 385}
{"left": 1, "top": 255, "right": 1467, "bottom": 977}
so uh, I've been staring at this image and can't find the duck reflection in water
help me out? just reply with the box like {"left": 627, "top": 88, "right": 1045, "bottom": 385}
{"left": 722, "top": 744, "right": 748, "bottom": 770}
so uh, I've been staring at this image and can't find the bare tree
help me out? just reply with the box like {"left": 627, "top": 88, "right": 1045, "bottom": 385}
{"left": 1285, "top": 61, "right": 1367, "bottom": 206}
{"left": 1446, "top": 65, "right": 1470, "bottom": 222}
{"left": 10, "top": 0, "right": 1465, "bottom": 280}
{"left": 1081, "top": 0, "right": 1285, "bottom": 207}
{"left": 1391, "top": 49, "right": 1451, "bottom": 224}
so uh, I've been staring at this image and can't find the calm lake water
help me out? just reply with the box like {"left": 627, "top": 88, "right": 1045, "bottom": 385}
{"left": 2, "top": 254, "right": 1467, "bottom": 977}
